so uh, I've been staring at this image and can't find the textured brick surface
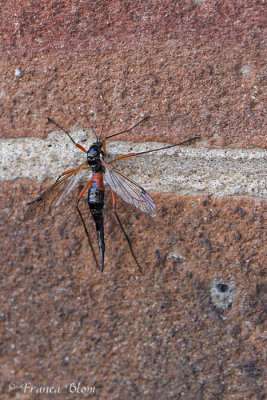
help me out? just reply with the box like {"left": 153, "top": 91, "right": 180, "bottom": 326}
{"left": 0, "top": 1, "right": 266, "bottom": 147}
{"left": 1, "top": 1, "right": 266, "bottom": 399}
{"left": 1, "top": 182, "right": 266, "bottom": 399}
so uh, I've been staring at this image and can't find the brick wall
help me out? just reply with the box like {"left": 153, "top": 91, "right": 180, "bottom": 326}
{"left": 1, "top": 1, "right": 266, "bottom": 399}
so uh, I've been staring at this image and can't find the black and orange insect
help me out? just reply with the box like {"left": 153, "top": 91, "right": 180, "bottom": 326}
{"left": 25, "top": 117, "right": 199, "bottom": 271}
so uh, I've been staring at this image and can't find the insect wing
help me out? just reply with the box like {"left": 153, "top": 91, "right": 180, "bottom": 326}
{"left": 103, "top": 161, "right": 156, "bottom": 216}
{"left": 24, "top": 164, "right": 91, "bottom": 220}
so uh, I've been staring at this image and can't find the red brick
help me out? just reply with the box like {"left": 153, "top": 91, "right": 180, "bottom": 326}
{"left": 1, "top": 181, "right": 266, "bottom": 399}
{"left": 0, "top": 1, "right": 266, "bottom": 147}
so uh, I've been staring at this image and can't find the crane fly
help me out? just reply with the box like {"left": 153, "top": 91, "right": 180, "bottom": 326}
{"left": 24, "top": 116, "right": 200, "bottom": 272}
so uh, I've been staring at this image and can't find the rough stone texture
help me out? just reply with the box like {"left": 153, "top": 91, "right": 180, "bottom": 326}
{"left": 0, "top": 1, "right": 266, "bottom": 399}
{"left": 1, "top": 182, "right": 266, "bottom": 399}
{"left": 0, "top": 0, "right": 266, "bottom": 148}
{"left": 1, "top": 133, "right": 267, "bottom": 198}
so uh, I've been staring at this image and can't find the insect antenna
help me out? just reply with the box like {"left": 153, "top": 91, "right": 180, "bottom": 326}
{"left": 48, "top": 117, "right": 77, "bottom": 145}
{"left": 134, "top": 135, "right": 201, "bottom": 156}
{"left": 83, "top": 114, "right": 99, "bottom": 141}
{"left": 105, "top": 116, "right": 150, "bottom": 140}
{"left": 47, "top": 117, "right": 87, "bottom": 153}
{"left": 98, "top": 89, "right": 109, "bottom": 140}
{"left": 107, "top": 135, "right": 200, "bottom": 165}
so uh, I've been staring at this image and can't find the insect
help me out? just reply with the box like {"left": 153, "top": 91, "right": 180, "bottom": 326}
{"left": 25, "top": 116, "right": 200, "bottom": 272}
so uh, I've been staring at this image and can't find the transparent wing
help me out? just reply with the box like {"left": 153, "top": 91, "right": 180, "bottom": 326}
{"left": 24, "top": 163, "right": 91, "bottom": 221}
{"left": 103, "top": 160, "right": 156, "bottom": 216}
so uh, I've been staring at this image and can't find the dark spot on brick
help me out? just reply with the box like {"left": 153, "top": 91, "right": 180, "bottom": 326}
{"left": 244, "top": 362, "right": 256, "bottom": 374}
{"left": 230, "top": 325, "right": 241, "bottom": 336}
{"left": 256, "top": 283, "right": 267, "bottom": 296}
{"left": 23, "top": 264, "right": 33, "bottom": 274}
{"left": 236, "top": 231, "right": 242, "bottom": 240}
{"left": 204, "top": 238, "right": 213, "bottom": 251}
{"left": 22, "top": 246, "right": 28, "bottom": 253}
{"left": 216, "top": 283, "right": 229, "bottom": 293}
{"left": 161, "top": 207, "right": 168, "bottom": 217}
{"left": 233, "top": 206, "right": 247, "bottom": 217}
{"left": 167, "top": 235, "right": 177, "bottom": 244}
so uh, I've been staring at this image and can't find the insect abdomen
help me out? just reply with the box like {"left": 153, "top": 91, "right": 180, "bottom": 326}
{"left": 88, "top": 172, "right": 105, "bottom": 271}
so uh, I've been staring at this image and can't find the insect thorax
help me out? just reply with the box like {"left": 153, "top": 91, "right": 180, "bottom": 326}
{"left": 87, "top": 142, "right": 104, "bottom": 172}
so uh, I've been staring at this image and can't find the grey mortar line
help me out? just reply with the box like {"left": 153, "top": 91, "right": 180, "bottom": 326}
{"left": 0, "top": 128, "right": 266, "bottom": 199}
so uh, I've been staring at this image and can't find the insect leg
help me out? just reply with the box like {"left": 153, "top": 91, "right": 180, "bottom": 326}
{"left": 110, "top": 188, "right": 142, "bottom": 272}
{"left": 55, "top": 169, "right": 76, "bottom": 182}
{"left": 76, "top": 180, "right": 100, "bottom": 271}
{"left": 108, "top": 153, "right": 136, "bottom": 164}
{"left": 55, "top": 163, "right": 89, "bottom": 182}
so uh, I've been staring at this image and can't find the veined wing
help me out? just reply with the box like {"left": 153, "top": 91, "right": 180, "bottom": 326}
{"left": 24, "top": 163, "right": 91, "bottom": 221}
{"left": 102, "top": 160, "right": 156, "bottom": 216}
